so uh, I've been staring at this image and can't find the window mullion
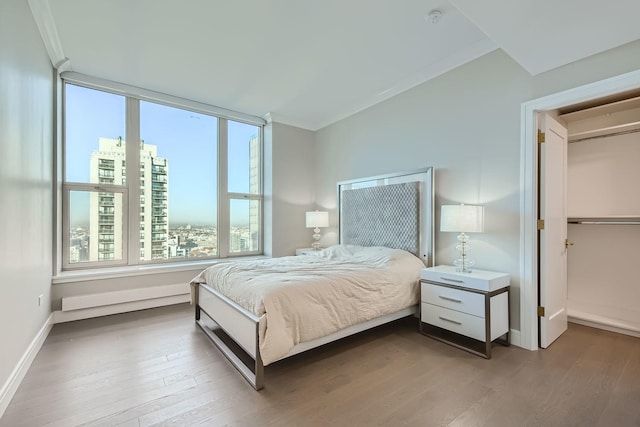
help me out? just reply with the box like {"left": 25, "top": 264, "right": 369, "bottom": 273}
{"left": 227, "top": 192, "right": 263, "bottom": 200}
{"left": 218, "top": 118, "right": 229, "bottom": 258}
{"left": 126, "top": 97, "right": 140, "bottom": 265}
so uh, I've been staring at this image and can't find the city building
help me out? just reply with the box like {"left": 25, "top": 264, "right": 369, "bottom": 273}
{"left": 229, "top": 132, "right": 261, "bottom": 253}
{"left": 88, "top": 137, "right": 169, "bottom": 262}
{"left": 248, "top": 133, "right": 260, "bottom": 251}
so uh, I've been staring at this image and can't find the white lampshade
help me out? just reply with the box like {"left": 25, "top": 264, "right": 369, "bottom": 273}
{"left": 305, "top": 211, "right": 329, "bottom": 228}
{"left": 440, "top": 204, "right": 484, "bottom": 233}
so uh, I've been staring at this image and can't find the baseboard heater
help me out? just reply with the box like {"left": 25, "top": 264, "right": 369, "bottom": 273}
{"left": 57, "top": 283, "right": 190, "bottom": 322}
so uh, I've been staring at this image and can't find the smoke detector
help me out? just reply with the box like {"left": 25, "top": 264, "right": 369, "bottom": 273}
{"left": 426, "top": 9, "right": 443, "bottom": 24}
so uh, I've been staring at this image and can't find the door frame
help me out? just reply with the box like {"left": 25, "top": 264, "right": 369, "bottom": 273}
{"left": 519, "top": 68, "right": 640, "bottom": 351}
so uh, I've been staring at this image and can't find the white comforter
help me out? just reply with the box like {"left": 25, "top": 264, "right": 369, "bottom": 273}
{"left": 191, "top": 245, "right": 424, "bottom": 365}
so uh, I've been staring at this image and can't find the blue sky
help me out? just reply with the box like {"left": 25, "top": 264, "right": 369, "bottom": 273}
{"left": 66, "top": 84, "right": 258, "bottom": 226}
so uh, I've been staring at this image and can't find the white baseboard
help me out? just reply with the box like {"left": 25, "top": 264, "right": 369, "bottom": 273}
{"left": 0, "top": 313, "right": 54, "bottom": 419}
{"left": 509, "top": 328, "right": 523, "bottom": 348}
{"left": 569, "top": 315, "right": 640, "bottom": 339}
{"left": 54, "top": 293, "right": 190, "bottom": 323}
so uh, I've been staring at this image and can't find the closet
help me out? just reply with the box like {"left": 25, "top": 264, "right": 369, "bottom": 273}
{"left": 559, "top": 94, "right": 640, "bottom": 337}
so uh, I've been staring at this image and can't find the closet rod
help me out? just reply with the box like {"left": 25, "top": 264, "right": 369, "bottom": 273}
{"left": 568, "top": 221, "right": 640, "bottom": 225}
{"left": 570, "top": 126, "right": 640, "bottom": 143}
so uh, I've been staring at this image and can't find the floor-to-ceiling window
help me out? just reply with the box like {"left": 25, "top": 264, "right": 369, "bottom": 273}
{"left": 62, "top": 80, "right": 263, "bottom": 270}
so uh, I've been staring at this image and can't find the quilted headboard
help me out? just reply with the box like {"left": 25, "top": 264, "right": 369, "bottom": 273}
{"left": 341, "top": 182, "right": 419, "bottom": 254}
{"left": 338, "top": 168, "right": 434, "bottom": 266}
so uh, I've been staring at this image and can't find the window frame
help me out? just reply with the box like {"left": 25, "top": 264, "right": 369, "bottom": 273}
{"left": 60, "top": 73, "right": 265, "bottom": 271}
{"left": 226, "top": 194, "right": 263, "bottom": 256}
{"left": 62, "top": 183, "right": 129, "bottom": 270}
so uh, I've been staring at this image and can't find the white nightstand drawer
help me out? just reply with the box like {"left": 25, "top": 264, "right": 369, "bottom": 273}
{"left": 421, "top": 303, "right": 485, "bottom": 341}
{"left": 421, "top": 282, "right": 485, "bottom": 318}
{"left": 419, "top": 266, "right": 510, "bottom": 358}
{"left": 421, "top": 266, "right": 509, "bottom": 292}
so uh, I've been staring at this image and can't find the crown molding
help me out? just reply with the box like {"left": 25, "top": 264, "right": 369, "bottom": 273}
{"left": 28, "top": 0, "right": 71, "bottom": 72}
{"left": 263, "top": 112, "right": 320, "bottom": 131}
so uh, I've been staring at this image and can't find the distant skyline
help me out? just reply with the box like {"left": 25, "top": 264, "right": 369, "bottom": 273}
{"left": 65, "top": 84, "right": 259, "bottom": 225}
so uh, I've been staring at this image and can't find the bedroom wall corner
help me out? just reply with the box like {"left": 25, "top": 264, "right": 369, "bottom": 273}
{"left": 533, "top": 39, "right": 640, "bottom": 100}
{"left": 0, "top": 0, "right": 55, "bottom": 416}
{"left": 313, "top": 49, "right": 533, "bottom": 333}
{"left": 263, "top": 121, "right": 316, "bottom": 257}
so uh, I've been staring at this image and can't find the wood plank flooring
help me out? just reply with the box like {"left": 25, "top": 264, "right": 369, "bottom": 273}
{"left": 2, "top": 303, "right": 639, "bottom": 426}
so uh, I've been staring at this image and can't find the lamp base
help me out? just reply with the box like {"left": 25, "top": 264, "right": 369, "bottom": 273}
{"left": 453, "top": 264, "right": 474, "bottom": 273}
{"left": 453, "top": 254, "right": 474, "bottom": 273}
{"left": 311, "top": 227, "right": 322, "bottom": 251}
{"left": 453, "top": 232, "right": 474, "bottom": 273}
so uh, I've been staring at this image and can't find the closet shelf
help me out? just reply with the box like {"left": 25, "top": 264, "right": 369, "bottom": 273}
{"left": 568, "top": 216, "right": 640, "bottom": 225}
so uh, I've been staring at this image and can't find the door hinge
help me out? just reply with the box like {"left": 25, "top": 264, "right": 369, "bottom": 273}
{"left": 538, "top": 130, "right": 545, "bottom": 143}
{"left": 537, "top": 219, "right": 545, "bottom": 230}
{"left": 538, "top": 306, "right": 545, "bottom": 317}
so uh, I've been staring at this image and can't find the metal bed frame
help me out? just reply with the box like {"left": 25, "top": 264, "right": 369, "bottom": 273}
{"left": 194, "top": 167, "right": 434, "bottom": 390}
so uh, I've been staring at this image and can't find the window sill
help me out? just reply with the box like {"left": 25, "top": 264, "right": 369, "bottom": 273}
{"left": 52, "top": 256, "right": 269, "bottom": 285}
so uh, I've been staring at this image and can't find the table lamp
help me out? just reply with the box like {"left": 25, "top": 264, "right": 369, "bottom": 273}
{"left": 306, "top": 210, "right": 329, "bottom": 250}
{"left": 440, "top": 204, "right": 484, "bottom": 272}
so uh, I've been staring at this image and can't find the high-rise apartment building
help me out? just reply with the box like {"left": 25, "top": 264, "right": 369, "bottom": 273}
{"left": 89, "top": 137, "right": 169, "bottom": 262}
{"left": 248, "top": 133, "right": 260, "bottom": 251}
{"left": 143, "top": 144, "right": 169, "bottom": 260}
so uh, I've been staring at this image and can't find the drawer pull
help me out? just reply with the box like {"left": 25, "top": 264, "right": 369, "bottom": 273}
{"left": 440, "top": 276, "right": 464, "bottom": 284}
{"left": 439, "top": 316, "right": 462, "bottom": 325}
{"left": 439, "top": 295, "right": 462, "bottom": 303}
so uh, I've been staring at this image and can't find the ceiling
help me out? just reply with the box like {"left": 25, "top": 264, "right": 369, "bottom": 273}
{"left": 29, "top": 0, "right": 640, "bottom": 130}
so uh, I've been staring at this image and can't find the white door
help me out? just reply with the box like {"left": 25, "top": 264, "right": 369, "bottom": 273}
{"left": 539, "top": 113, "right": 569, "bottom": 348}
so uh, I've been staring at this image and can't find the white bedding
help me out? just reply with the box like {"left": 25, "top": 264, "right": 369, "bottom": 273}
{"left": 191, "top": 245, "right": 424, "bottom": 365}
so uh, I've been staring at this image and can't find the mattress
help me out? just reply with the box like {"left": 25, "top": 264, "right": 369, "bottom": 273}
{"left": 191, "top": 245, "right": 424, "bottom": 365}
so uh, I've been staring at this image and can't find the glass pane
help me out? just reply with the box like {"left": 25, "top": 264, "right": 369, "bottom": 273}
{"left": 65, "top": 84, "right": 126, "bottom": 184}
{"left": 68, "top": 190, "right": 124, "bottom": 264}
{"left": 228, "top": 121, "right": 261, "bottom": 194}
{"left": 140, "top": 101, "right": 218, "bottom": 261}
{"left": 229, "top": 199, "right": 260, "bottom": 253}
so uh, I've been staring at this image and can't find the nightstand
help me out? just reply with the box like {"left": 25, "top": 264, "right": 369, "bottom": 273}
{"left": 419, "top": 265, "right": 510, "bottom": 359}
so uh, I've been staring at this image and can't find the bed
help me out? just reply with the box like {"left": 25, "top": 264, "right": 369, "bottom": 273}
{"left": 192, "top": 168, "right": 434, "bottom": 389}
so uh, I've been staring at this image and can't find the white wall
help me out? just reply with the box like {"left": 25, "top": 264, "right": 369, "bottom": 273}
{"left": 313, "top": 41, "right": 640, "bottom": 334}
{"left": 264, "top": 122, "right": 316, "bottom": 257}
{"left": 533, "top": 40, "right": 640, "bottom": 99}
{"left": 0, "top": 0, "right": 54, "bottom": 406}
{"left": 567, "top": 133, "right": 640, "bottom": 217}
{"left": 315, "top": 50, "right": 532, "bottom": 330}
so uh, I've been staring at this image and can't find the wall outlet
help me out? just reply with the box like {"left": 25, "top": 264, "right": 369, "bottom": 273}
{"left": 38, "top": 294, "right": 43, "bottom": 306}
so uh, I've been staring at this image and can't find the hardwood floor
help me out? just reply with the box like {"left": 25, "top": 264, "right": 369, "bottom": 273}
{"left": 2, "top": 303, "right": 639, "bottom": 426}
